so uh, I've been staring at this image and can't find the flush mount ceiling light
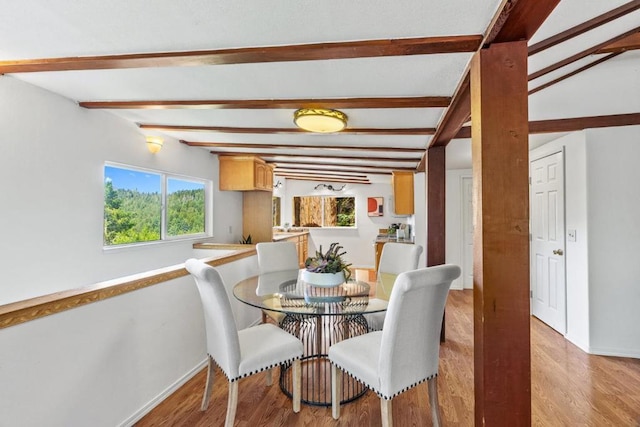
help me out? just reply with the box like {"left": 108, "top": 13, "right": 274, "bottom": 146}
{"left": 294, "top": 108, "right": 347, "bottom": 133}
{"left": 146, "top": 136, "right": 164, "bottom": 154}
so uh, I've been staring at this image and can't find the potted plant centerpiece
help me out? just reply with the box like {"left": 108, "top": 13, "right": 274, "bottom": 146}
{"left": 302, "top": 242, "right": 352, "bottom": 287}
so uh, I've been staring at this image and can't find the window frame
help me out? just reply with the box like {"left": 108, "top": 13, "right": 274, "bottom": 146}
{"left": 103, "top": 162, "right": 211, "bottom": 249}
{"left": 292, "top": 195, "right": 356, "bottom": 228}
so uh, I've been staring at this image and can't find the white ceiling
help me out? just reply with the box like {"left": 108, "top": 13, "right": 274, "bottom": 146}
{"left": 1, "top": 0, "right": 638, "bottom": 178}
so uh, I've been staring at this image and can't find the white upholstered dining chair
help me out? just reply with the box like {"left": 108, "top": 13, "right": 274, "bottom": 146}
{"left": 256, "top": 241, "right": 300, "bottom": 324}
{"left": 366, "top": 242, "right": 423, "bottom": 330}
{"left": 329, "top": 264, "right": 460, "bottom": 427}
{"left": 185, "top": 258, "right": 303, "bottom": 427}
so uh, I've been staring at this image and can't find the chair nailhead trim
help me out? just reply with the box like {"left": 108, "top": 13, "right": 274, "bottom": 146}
{"left": 330, "top": 361, "right": 437, "bottom": 399}
{"left": 211, "top": 356, "right": 302, "bottom": 383}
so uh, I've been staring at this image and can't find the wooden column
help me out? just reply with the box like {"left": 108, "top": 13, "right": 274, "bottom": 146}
{"left": 471, "top": 41, "right": 531, "bottom": 426}
{"left": 425, "top": 146, "right": 447, "bottom": 341}
{"left": 426, "top": 146, "right": 446, "bottom": 267}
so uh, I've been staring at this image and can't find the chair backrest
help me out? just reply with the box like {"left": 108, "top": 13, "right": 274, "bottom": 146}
{"left": 256, "top": 241, "right": 300, "bottom": 273}
{"left": 378, "top": 264, "right": 461, "bottom": 398}
{"left": 378, "top": 243, "right": 423, "bottom": 276}
{"left": 185, "top": 258, "right": 241, "bottom": 380}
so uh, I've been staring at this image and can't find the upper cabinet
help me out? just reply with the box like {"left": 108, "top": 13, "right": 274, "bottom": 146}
{"left": 219, "top": 155, "right": 274, "bottom": 191}
{"left": 392, "top": 171, "right": 414, "bottom": 215}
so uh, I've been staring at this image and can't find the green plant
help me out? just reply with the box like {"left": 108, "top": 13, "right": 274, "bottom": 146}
{"left": 239, "top": 234, "right": 252, "bottom": 244}
{"left": 304, "top": 242, "right": 352, "bottom": 280}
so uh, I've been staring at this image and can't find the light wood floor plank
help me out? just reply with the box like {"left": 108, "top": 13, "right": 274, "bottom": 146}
{"left": 136, "top": 288, "right": 640, "bottom": 426}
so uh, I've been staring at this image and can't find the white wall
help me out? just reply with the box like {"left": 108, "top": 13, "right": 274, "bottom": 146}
{"left": 585, "top": 126, "right": 640, "bottom": 358}
{"left": 531, "top": 126, "right": 640, "bottom": 358}
{"left": 274, "top": 175, "right": 425, "bottom": 268}
{"left": 0, "top": 76, "right": 243, "bottom": 304}
{"left": 0, "top": 255, "right": 259, "bottom": 427}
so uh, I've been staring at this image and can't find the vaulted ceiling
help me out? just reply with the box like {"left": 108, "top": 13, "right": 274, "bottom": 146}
{"left": 1, "top": 1, "right": 639, "bottom": 183}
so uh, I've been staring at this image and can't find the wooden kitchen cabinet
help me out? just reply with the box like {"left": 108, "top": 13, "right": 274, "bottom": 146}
{"left": 219, "top": 155, "right": 274, "bottom": 191}
{"left": 374, "top": 241, "right": 385, "bottom": 273}
{"left": 392, "top": 171, "right": 414, "bottom": 215}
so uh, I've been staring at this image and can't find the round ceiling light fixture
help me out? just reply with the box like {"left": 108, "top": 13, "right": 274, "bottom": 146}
{"left": 293, "top": 108, "right": 348, "bottom": 133}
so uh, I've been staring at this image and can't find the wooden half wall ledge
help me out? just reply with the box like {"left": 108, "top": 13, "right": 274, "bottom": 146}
{"left": 0, "top": 244, "right": 256, "bottom": 330}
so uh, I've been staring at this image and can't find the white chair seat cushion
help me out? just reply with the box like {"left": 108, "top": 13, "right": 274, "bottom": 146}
{"left": 237, "top": 323, "right": 303, "bottom": 381}
{"left": 329, "top": 331, "right": 382, "bottom": 392}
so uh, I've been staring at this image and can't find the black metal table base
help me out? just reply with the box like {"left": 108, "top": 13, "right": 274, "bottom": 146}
{"left": 279, "top": 313, "right": 369, "bottom": 406}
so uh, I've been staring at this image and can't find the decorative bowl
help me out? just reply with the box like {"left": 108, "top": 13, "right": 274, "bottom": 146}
{"left": 301, "top": 270, "right": 345, "bottom": 287}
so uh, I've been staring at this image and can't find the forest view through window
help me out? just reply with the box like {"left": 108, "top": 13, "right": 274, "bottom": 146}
{"left": 293, "top": 196, "right": 355, "bottom": 227}
{"left": 104, "top": 165, "right": 206, "bottom": 246}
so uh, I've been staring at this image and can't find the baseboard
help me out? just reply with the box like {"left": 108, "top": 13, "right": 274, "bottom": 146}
{"left": 118, "top": 358, "right": 208, "bottom": 427}
{"left": 564, "top": 333, "right": 590, "bottom": 354}
{"left": 588, "top": 346, "right": 640, "bottom": 359}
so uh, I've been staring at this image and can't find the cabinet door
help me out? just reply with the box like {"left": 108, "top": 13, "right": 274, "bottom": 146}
{"left": 374, "top": 242, "right": 385, "bottom": 273}
{"left": 254, "top": 162, "right": 266, "bottom": 189}
{"left": 392, "top": 171, "right": 414, "bottom": 215}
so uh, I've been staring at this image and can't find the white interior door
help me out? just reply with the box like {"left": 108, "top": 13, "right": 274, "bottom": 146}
{"left": 530, "top": 151, "right": 566, "bottom": 334}
{"left": 462, "top": 176, "right": 474, "bottom": 289}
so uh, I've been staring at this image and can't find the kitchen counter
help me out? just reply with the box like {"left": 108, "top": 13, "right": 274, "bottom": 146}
{"left": 374, "top": 235, "right": 415, "bottom": 244}
{"left": 272, "top": 230, "right": 309, "bottom": 241}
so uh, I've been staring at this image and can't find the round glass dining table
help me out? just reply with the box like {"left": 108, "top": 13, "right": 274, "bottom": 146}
{"left": 233, "top": 269, "right": 393, "bottom": 406}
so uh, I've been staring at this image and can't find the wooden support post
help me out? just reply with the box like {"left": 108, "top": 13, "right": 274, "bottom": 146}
{"left": 471, "top": 40, "right": 531, "bottom": 426}
{"left": 426, "top": 146, "right": 446, "bottom": 267}
{"left": 425, "top": 146, "right": 447, "bottom": 341}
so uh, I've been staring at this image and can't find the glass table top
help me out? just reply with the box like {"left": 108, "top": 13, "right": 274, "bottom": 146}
{"left": 233, "top": 269, "right": 392, "bottom": 316}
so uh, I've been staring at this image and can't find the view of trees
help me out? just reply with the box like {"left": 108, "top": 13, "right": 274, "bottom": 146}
{"left": 292, "top": 196, "right": 356, "bottom": 227}
{"left": 103, "top": 180, "right": 204, "bottom": 245}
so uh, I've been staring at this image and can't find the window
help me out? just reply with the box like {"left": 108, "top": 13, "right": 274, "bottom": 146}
{"left": 272, "top": 197, "right": 281, "bottom": 227}
{"left": 104, "top": 164, "right": 207, "bottom": 246}
{"left": 293, "top": 196, "right": 355, "bottom": 228}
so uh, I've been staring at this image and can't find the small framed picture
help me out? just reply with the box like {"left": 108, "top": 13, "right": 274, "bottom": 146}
{"left": 368, "top": 197, "right": 384, "bottom": 217}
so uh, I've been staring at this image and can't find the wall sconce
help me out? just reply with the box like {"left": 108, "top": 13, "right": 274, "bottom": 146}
{"left": 273, "top": 180, "right": 283, "bottom": 189}
{"left": 314, "top": 183, "right": 345, "bottom": 192}
{"left": 146, "top": 136, "right": 164, "bottom": 154}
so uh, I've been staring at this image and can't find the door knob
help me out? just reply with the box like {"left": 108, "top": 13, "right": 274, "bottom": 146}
{"left": 553, "top": 249, "right": 564, "bottom": 256}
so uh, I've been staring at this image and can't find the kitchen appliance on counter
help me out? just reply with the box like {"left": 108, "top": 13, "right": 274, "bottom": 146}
{"left": 398, "top": 223, "right": 411, "bottom": 240}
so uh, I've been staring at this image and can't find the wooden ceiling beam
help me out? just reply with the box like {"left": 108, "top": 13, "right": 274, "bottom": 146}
{"left": 182, "top": 140, "right": 425, "bottom": 153}
{"left": 272, "top": 161, "right": 413, "bottom": 172}
{"left": 0, "top": 35, "right": 482, "bottom": 74}
{"left": 454, "top": 112, "right": 640, "bottom": 138}
{"left": 141, "top": 123, "right": 434, "bottom": 136}
{"left": 529, "top": 26, "right": 640, "bottom": 81}
{"left": 486, "top": 0, "right": 561, "bottom": 44}
{"left": 528, "top": 52, "right": 623, "bottom": 95}
{"left": 423, "top": 0, "right": 561, "bottom": 165}
{"left": 80, "top": 96, "right": 450, "bottom": 110}
{"left": 274, "top": 168, "right": 369, "bottom": 178}
{"left": 210, "top": 150, "right": 420, "bottom": 162}
{"left": 528, "top": 1, "right": 640, "bottom": 55}
{"left": 597, "top": 31, "right": 640, "bottom": 54}
{"left": 276, "top": 173, "right": 370, "bottom": 184}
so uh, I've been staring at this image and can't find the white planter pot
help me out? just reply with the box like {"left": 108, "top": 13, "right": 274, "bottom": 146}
{"left": 301, "top": 270, "right": 345, "bottom": 287}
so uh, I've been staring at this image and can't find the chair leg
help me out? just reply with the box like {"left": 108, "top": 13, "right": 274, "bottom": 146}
{"left": 331, "top": 364, "right": 342, "bottom": 419}
{"left": 225, "top": 381, "right": 238, "bottom": 427}
{"left": 201, "top": 355, "right": 215, "bottom": 411}
{"left": 265, "top": 368, "right": 273, "bottom": 386}
{"left": 428, "top": 377, "right": 442, "bottom": 427}
{"left": 380, "top": 398, "right": 393, "bottom": 427}
{"left": 292, "top": 359, "right": 301, "bottom": 413}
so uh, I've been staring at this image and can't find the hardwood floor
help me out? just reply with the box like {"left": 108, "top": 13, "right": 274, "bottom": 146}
{"left": 136, "top": 289, "right": 640, "bottom": 426}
